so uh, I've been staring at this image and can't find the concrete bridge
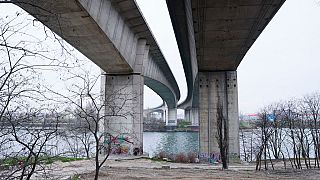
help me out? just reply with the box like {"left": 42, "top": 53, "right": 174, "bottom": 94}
{"left": 144, "top": 103, "right": 199, "bottom": 127}
{"left": 12, "top": 0, "right": 286, "bottom": 159}
{"left": 167, "top": 0, "right": 285, "bottom": 161}
{"left": 13, "top": 0, "right": 180, "bottom": 154}
{"left": 143, "top": 103, "right": 167, "bottom": 124}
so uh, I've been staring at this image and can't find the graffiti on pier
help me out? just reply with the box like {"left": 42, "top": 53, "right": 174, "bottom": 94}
{"left": 104, "top": 134, "right": 133, "bottom": 155}
{"left": 199, "top": 152, "right": 221, "bottom": 164}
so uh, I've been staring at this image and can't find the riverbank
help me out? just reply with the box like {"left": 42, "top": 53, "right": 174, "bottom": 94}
{"left": 22, "top": 156, "right": 320, "bottom": 179}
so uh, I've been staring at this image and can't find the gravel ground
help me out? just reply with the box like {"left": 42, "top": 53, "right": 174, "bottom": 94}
{"left": 81, "top": 157, "right": 320, "bottom": 180}
{"left": 83, "top": 167, "right": 320, "bottom": 180}
{"left": 3, "top": 156, "right": 320, "bottom": 179}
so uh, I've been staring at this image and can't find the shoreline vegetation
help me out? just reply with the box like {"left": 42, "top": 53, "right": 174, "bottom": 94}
{"left": 0, "top": 156, "right": 86, "bottom": 170}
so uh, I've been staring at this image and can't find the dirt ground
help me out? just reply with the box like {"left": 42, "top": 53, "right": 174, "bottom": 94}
{"left": 84, "top": 167, "right": 320, "bottom": 180}
{"left": 43, "top": 157, "right": 320, "bottom": 180}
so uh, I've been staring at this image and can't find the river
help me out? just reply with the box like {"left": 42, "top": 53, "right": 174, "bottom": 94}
{"left": 143, "top": 132, "right": 199, "bottom": 157}
{"left": 1, "top": 130, "right": 317, "bottom": 161}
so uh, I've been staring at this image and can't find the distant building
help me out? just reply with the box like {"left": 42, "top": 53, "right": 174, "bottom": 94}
{"left": 239, "top": 113, "right": 259, "bottom": 122}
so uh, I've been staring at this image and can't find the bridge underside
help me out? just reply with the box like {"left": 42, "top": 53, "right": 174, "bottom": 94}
{"left": 194, "top": 0, "right": 285, "bottom": 71}
{"left": 15, "top": 0, "right": 135, "bottom": 73}
{"left": 167, "top": 0, "right": 285, "bottom": 161}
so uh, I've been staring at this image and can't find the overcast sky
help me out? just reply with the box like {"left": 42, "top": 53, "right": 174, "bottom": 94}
{"left": 1, "top": 0, "right": 320, "bottom": 114}
{"left": 136, "top": 0, "right": 320, "bottom": 113}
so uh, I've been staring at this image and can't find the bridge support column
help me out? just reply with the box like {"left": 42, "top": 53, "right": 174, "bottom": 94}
{"left": 166, "top": 108, "right": 177, "bottom": 127}
{"left": 198, "top": 71, "right": 240, "bottom": 162}
{"left": 162, "top": 109, "right": 167, "bottom": 123}
{"left": 101, "top": 74, "right": 144, "bottom": 155}
{"left": 184, "top": 108, "right": 191, "bottom": 122}
{"left": 191, "top": 108, "right": 199, "bottom": 126}
{"left": 184, "top": 108, "right": 199, "bottom": 125}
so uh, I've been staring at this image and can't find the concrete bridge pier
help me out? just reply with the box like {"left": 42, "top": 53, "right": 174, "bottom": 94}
{"left": 166, "top": 107, "right": 177, "bottom": 127}
{"left": 184, "top": 108, "right": 191, "bottom": 122}
{"left": 162, "top": 108, "right": 168, "bottom": 123}
{"left": 198, "top": 71, "right": 240, "bottom": 162}
{"left": 101, "top": 39, "right": 149, "bottom": 155}
{"left": 184, "top": 108, "right": 199, "bottom": 126}
{"left": 102, "top": 74, "right": 144, "bottom": 155}
{"left": 191, "top": 108, "right": 199, "bottom": 126}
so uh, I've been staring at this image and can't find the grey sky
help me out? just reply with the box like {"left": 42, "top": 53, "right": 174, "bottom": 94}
{"left": 237, "top": 0, "right": 320, "bottom": 113}
{"left": 1, "top": 1, "right": 320, "bottom": 114}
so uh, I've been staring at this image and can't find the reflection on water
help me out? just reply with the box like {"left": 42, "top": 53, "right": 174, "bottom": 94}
{"left": 143, "top": 132, "right": 199, "bottom": 157}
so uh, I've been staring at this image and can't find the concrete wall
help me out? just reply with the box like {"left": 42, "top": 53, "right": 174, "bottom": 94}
{"left": 198, "top": 71, "right": 239, "bottom": 162}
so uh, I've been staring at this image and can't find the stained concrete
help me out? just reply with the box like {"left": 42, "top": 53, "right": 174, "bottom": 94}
{"left": 102, "top": 74, "right": 144, "bottom": 154}
{"left": 198, "top": 71, "right": 239, "bottom": 161}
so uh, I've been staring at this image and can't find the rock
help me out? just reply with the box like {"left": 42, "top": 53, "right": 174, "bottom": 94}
{"left": 161, "top": 165, "right": 170, "bottom": 169}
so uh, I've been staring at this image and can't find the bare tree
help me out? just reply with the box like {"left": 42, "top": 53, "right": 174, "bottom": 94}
{"left": 59, "top": 115, "right": 94, "bottom": 159}
{"left": 0, "top": 11, "right": 77, "bottom": 179}
{"left": 302, "top": 93, "right": 320, "bottom": 168}
{"left": 255, "top": 107, "right": 274, "bottom": 170}
{"left": 253, "top": 95, "right": 320, "bottom": 170}
{"left": 0, "top": 5, "right": 138, "bottom": 179}
{"left": 216, "top": 98, "right": 228, "bottom": 169}
{"left": 1, "top": 106, "right": 61, "bottom": 180}
{"left": 239, "top": 113, "right": 248, "bottom": 162}
{"left": 48, "top": 68, "right": 138, "bottom": 180}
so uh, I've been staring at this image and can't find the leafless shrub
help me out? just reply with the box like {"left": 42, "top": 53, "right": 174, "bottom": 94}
{"left": 187, "top": 152, "right": 197, "bottom": 163}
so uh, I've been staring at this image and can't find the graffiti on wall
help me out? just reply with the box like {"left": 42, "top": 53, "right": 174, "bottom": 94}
{"left": 104, "top": 134, "right": 133, "bottom": 155}
{"left": 199, "top": 152, "right": 222, "bottom": 164}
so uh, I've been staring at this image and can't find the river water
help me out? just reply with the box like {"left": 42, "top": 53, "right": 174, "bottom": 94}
{"left": 143, "top": 132, "right": 199, "bottom": 157}
{"left": 0, "top": 131, "right": 199, "bottom": 159}
{"left": 2, "top": 130, "right": 316, "bottom": 161}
